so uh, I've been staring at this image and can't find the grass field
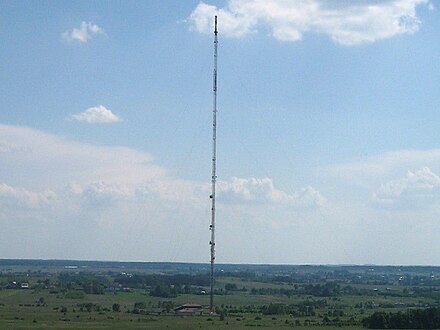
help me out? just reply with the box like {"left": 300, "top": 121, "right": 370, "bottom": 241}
{"left": 0, "top": 288, "right": 362, "bottom": 329}
{"left": 2, "top": 261, "right": 440, "bottom": 329}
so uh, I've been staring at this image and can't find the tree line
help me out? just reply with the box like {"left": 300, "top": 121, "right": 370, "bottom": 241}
{"left": 362, "top": 307, "right": 440, "bottom": 329}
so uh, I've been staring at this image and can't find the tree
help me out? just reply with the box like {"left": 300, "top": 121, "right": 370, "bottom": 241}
{"left": 112, "top": 303, "right": 120, "bottom": 312}
{"left": 225, "top": 283, "right": 238, "bottom": 291}
{"left": 162, "top": 301, "right": 174, "bottom": 313}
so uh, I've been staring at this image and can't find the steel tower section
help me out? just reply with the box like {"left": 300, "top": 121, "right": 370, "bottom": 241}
{"left": 209, "top": 15, "right": 218, "bottom": 315}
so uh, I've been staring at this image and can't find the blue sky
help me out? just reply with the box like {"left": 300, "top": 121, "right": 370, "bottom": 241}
{"left": 1, "top": 0, "right": 440, "bottom": 264}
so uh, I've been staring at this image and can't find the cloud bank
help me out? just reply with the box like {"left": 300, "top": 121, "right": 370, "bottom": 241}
{"left": 3, "top": 124, "right": 440, "bottom": 263}
{"left": 218, "top": 177, "right": 326, "bottom": 208}
{"left": 373, "top": 167, "right": 440, "bottom": 207}
{"left": 188, "top": 0, "right": 430, "bottom": 45}
{"left": 0, "top": 124, "right": 323, "bottom": 261}
{"left": 327, "top": 149, "right": 440, "bottom": 188}
{"left": 0, "top": 183, "right": 57, "bottom": 210}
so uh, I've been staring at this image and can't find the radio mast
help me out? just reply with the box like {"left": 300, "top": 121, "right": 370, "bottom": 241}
{"left": 209, "top": 15, "right": 218, "bottom": 315}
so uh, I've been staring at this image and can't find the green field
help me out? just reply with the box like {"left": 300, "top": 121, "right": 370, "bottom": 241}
{"left": 1, "top": 260, "right": 440, "bottom": 329}
{"left": 0, "top": 289, "right": 360, "bottom": 329}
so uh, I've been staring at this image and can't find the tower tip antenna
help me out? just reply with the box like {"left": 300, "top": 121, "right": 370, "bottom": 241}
{"left": 214, "top": 15, "right": 218, "bottom": 34}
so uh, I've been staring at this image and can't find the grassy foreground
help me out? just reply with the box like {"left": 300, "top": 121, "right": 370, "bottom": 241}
{"left": 0, "top": 288, "right": 361, "bottom": 329}
{"left": 2, "top": 261, "right": 440, "bottom": 329}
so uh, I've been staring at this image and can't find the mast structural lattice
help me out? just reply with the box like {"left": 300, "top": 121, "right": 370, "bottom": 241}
{"left": 209, "top": 15, "right": 218, "bottom": 315}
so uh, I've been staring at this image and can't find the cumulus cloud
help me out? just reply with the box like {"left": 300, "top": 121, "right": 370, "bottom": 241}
{"left": 188, "top": 0, "right": 430, "bottom": 45}
{"left": 69, "top": 181, "right": 131, "bottom": 197}
{"left": 69, "top": 181, "right": 132, "bottom": 202}
{"left": 62, "top": 21, "right": 105, "bottom": 43}
{"left": 217, "top": 177, "right": 326, "bottom": 208}
{"left": 0, "top": 183, "right": 57, "bottom": 210}
{"left": 373, "top": 167, "right": 440, "bottom": 207}
{"left": 326, "top": 149, "right": 440, "bottom": 190}
{"left": 67, "top": 105, "right": 121, "bottom": 123}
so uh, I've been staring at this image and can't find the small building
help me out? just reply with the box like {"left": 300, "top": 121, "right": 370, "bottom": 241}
{"left": 174, "top": 303, "right": 203, "bottom": 316}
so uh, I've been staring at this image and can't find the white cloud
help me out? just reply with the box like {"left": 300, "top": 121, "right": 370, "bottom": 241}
{"left": 0, "top": 124, "right": 325, "bottom": 218}
{"left": 373, "top": 167, "right": 440, "bottom": 207}
{"left": 69, "top": 181, "right": 131, "bottom": 198}
{"left": 188, "top": 0, "right": 430, "bottom": 45}
{"left": 68, "top": 181, "right": 132, "bottom": 204}
{"left": 0, "top": 123, "right": 163, "bottom": 190}
{"left": 0, "top": 183, "right": 57, "bottom": 210}
{"left": 217, "top": 177, "right": 326, "bottom": 208}
{"left": 67, "top": 105, "right": 121, "bottom": 123}
{"left": 62, "top": 21, "right": 105, "bottom": 43}
{"left": 0, "top": 123, "right": 328, "bottom": 261}
{"left": 0, "top": 124, "right": 325, "bottom": 216}
{"left": 326, "top": 149, "right": 440, "bottom": 188}
{"left": 3, "top": 124, "right": 440, "bottom": 263}
{"left": 325, "top": 149, "right": 440, "bottom": 211}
